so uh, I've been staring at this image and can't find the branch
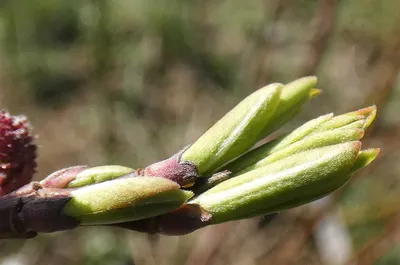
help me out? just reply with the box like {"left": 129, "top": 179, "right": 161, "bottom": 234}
{"left": 0, "top": 77, "right": 380, "bottom": 239}
{"left": 0, "top": 183, "right": 76, "bottom": 239}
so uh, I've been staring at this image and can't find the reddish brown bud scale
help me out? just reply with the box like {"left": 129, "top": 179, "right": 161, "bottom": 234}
{"left": 154, "top": 204, "right": 212, "bottom": 235}
{"left": 113, "top": 204, "right": 212, "bottom": 235}
{"left": 40, "top": 166, "right": 88, "bottom": 188}
{"left": 0, "top": 111, "right": 37, "bottom": 196}
{"left": 143, "top": 147, "right": 199, "bottom": 188}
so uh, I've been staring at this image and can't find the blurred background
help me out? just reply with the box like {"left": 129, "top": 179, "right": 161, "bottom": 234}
{"left": 0, "top": 0, "right": 400, "bottom": 264}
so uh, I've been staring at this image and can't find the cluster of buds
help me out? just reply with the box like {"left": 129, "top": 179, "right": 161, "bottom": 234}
{"left": 0, "top": 76, "right": 379, "bottom": 239}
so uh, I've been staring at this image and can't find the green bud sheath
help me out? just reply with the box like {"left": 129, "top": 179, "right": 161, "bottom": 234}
{"left": 315, "top": 106, "right": 376, "bottom": 132}
{"left": 228, "top": 128, "right": 364, "bottom": 175}
{"left": 223, "top": 114, "right": 335, "bottom": 173}
{"left": 213, "top": 144, "right": 356, "bottom": 190}
{"left": 270, "top": 113, "right": 333, "bottom": 150}
{"left": 258, "top": 148, "right": 380, "bottom": 213}
{"left": 63, "top": 177, "right": 193, "bottom": 225}
{"left": 67, "top": 165, "right": 134, "bottom": 188}
{"left": 225, "top": 106, "right": 376, "bottom": 174}
{"left": 190, "top": 142, "right": 361, "bottom": 224}
{"left": 182, "top": 83, "right": 282, "bottom": 176}
{"left": 261, "top": 76, "right": 318, "bottom": 136}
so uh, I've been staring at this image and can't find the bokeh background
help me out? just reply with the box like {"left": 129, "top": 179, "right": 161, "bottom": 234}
{"left": 1, "top": 0, "right": 400, "bottom": 264}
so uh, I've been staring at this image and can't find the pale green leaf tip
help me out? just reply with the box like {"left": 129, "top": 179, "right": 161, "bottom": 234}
{"left": 360, "top": 105, "right": 377, "bottom": 129}
{"left": 344, "top": 105, "right": 377, "bottom": 129}
{"left": 309, "top": 88, "right": 322, "bottom": 99}
{"left": 350, "top": 148, "right": 380, "bottom": 173}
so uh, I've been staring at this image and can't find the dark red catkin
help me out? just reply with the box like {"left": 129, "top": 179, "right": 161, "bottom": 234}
{"left": 0, "top": 110, "right": 36, "bottom": 196}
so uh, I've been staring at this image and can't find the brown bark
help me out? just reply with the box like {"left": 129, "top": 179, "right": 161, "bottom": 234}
{"left": 0, "top": 183, "right": 77, "bottom": 239}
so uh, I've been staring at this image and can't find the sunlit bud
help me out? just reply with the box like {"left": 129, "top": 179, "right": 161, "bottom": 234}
{"left": 63, "top": 176, "right": 193, "bottom": 225}
{"left": 190, "top": 142, "right": 362, "bottom": 224}
{"left": 182, "top": 83, "right": 282, "bottom": 176}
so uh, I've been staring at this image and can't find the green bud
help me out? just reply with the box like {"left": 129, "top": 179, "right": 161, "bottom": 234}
{"left": 182, "top": 83, "right": 282, "bottom": 176}
{"left": 63, "top": 177, "right": 194, "bottom": 225}
{"left": 361, "top": 106, "right": 377, "bottom": 129}
{"left": 315, "top": 106, "right": 376, "bottom": 132}
{"left": 213, "top": 144, "right": 353, "bottom": 190}
{"left": 315, "top": 115, "right": 364, "bottom": 132}
{"left": 225, "top": 106, "right": 376, "bottom": 174}
{"left": 340, "top": 120, "right": 366, "bottom": 130}
{"left": 189, "top": 142, "right": 361, "bottom": 224}
{"left": 257, "top": 148, "right": 379, "bottom": 213}
{"left": 67, "top": 165, "right": 134, "bottom": 188}
{"left": 261, "top": 76, "right": 318, "bottom": 136}
{"left": 228, "top": 128, "right": 364, "bottom": 175}
{"left": 266, "top": 113, "right": 333, "bottom": 152}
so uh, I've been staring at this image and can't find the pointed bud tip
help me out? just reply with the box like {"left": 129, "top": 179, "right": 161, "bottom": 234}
{"left": 351, "top": 105, "right": 377, "bottom": 129}
{"left": 309, "top": 88, "right": 322, "bottom": 99}
{"left": 350, "top": 147, "right": 380, "bottom": 173}
{"left": 362, "top": 105, "right": 377, "bottom": 129}
{"left": 361, "top": 148, "right": 380, "bottom": 160}
{"left": 371, "top": 148, "right": 381, "bottom": 162}
{"left": 354, "top": 105, "right": 377, "bottom": 116}
{"left": 374, "top": 148, "right": 381, "bottom": 155}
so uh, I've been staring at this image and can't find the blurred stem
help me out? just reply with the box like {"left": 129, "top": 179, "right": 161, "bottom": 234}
{"left": 362, "top": 21, "right": 400, "bottom": 116}
{"left": 299, "top": 0, "right": 337, "bottom": 76}
{"left": 345, "top": 213, "right": 400, "bottom": 265}
{"left": 91, "top": 0, "right": 119, "bottom": 163}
